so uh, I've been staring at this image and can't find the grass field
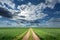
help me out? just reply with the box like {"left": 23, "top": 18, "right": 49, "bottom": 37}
{"left": 33, "top": 28, "right": 60, "bottom": 40}
{"left": 0, "top": 28, "right": 28, "bottom": 40}
{"left": 0, "top": 28, "right": 60, "bottom": 40}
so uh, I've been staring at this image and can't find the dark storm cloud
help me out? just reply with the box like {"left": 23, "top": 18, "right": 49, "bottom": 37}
{"left": 0, "top": 7, "right": 12, "bottom": 18}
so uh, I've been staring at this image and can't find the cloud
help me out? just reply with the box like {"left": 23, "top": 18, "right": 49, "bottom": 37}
{"left": 0, "top": 7, "right": 12, "bottom": 18}
{"left": 0, "top": 0, "right": 59, "bottom": 21}
{"left": 45, "top": 0, "right": 57, "bottom": 8}
{"left": 46, "top": 18, "right": 60, "bottom": 27}
{"left": 0, "top": 0, "right": 60, "bottom": 27}
{"left": 45, "top": 0, "right": 60, "bottom": 9}
{"left": 0, "top": 17, "right": 21, "bottom": 27}
{"left": 12, "top": 2, "right": 47, "bottom": 21}
{"left": 0, "top": 16, "right": 2, "bottom": 18}
{"left": 47, "top": 18, "right": 60, "bottom": 22}
{"left": 0, "top": 0, "right": 15, "bottom": 9}
{"left": 20, "top": 0, "right": 24, "bottom": 1}
{"left": 54, "top": 11, "right": 60, "bottom": 14}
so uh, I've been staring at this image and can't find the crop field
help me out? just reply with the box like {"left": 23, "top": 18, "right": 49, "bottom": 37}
{"left": 0, "top": 28, "right": 28, "bottom": 40}
{"left": 33, "top": 28, "right": 60, "bottom": 40}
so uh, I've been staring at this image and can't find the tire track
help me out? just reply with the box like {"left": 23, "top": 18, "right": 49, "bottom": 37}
{"left": 22, "top": 28, "right": 40, "bottom": 40}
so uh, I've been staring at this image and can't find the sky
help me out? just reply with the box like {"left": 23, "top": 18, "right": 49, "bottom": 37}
{"left": 0, "top": 0, "right": 60, "bottom": 27}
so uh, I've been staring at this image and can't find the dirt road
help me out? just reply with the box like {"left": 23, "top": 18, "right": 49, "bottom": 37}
{"left": 22, "top": 28, "right": 40, "bottom": 40}
{"left": 22, "top": 29, "right": 30, "bottom": 40}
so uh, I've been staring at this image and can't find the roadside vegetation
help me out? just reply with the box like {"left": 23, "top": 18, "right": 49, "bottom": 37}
{"left": 0, "top": 28, "right": 28, "bottom": 40}
{"left": 33, "top": 28, "right": 60, "bottom": 40}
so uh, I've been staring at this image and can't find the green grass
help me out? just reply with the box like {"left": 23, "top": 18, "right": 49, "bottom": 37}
{"left": 33, "top": 28, "right": 60, "bottom": 40}
{"left": 28, "top": 31, "right": 33, "bottom": 40}
{"left": 0, "top": 28, "right": 28, "bottom": 40}
{"left": 0, "top": 28, "right": 60, "bottom": 40}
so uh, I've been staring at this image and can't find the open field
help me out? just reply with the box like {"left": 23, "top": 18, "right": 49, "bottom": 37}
{"left": 0, "top": 28, "right": 60, "bottom": 40}
{"left": 0, "top": 28, "right": 28, "bottom": 40}
{"left": 33, "top": 28, "right": 60, "bottom": 40}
